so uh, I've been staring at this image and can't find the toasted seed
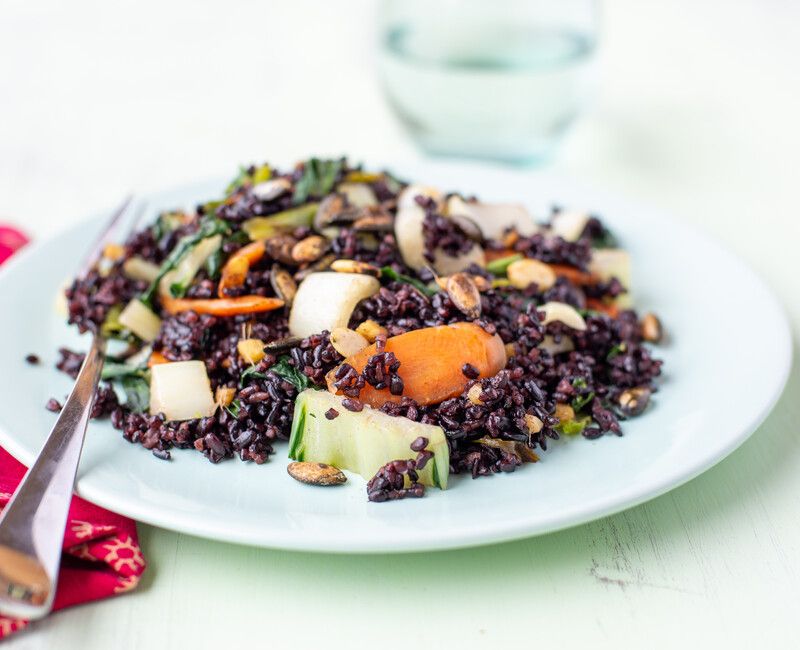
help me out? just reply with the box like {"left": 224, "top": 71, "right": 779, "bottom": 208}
{"left": 355, "top": 319, "right": 388, "bottom": 343}
{"left": 292, "top": 235, "right": 328, "bottom": 264}
{"left": 436, "top": 274, "right": 491, "bottom": 292}
{"left": 330, "top": 259, "right": 382, "bottom": 277}
{"left": 238, "top": 338, "right": 266, "bottom": 365}
{"left": 294, "top": 253, "right": 335, "bottom": 282}
{"left": 352, "top": 209, "right": 394, "bottom": 232}
{"left": 504, "top": 342, "right": 516, "bottom": 358}
{"left": 467, "top": 383, "right": 484, "bottom": 406}
{"left": 618, "top": 386, "right": 651, "bottom": 416}
{"left": 265, "top": 235, "right": 297, "bottom": 265}
{"left": 446, "top": 272, "right": 482, "bottom": 319}
{"left": 270, "top": 264, "right": 297, "bottom": 306}
{"left": 507, "top": 258, "right": 557, "bottom": 291}
{"left": 215, "top": 386, "right": 236, "bottom": 408}
{"left": 314, "top": 194, "right": 358, "bottom": 231}
{"left": 330, "top": 327, "right": 370, "bottom": 358}
{"left": 251, "top": 178, "right": 291, "bottom": 201}
{"left": 554, "top": 403, "right": 575, "bottom": 423}
{"left": 264, "top": 336, "right": 303, "bottom": 353}
{"left": 287, "top": 461, "right": 347, "bottom": 486}
{"left": 524, "top": 413, "right": 544, "bottom": 434}
{"left": 641, "top": 312, "right": 663, "bottom": 343}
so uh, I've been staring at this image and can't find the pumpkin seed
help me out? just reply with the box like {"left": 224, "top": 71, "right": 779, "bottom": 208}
{"left": 313, "top": 194, "right": 359, "bottom": 231}
{"left": 265, "top": 235, "right": 297, "bottom": 266}
{"left": 352, "top": 208, "right": 393, "bottom": 232}
{"left": 446, "top": 272, "right": 482, "bottom": 319}
{"left": 330, "top": 327, "right": 370, "bottom": 358}
{"left": 270, "top": 264, "right": 297, "bottom": 306}
{"left": 330, "top": 259, "right": 381, "bottom": 277}
{"left": 293, "top": 253, "right": 335, "bottom": 282}
{"left": 264, "top": 336, "right": 303, "bottom": 353}
{"left": 436, "top": 273, "right": 491, "bottom": 292}
{"left": 640, "top": 312, "right": 663, "bottom": 343}
{"left": 291, "top": 235, "right": 329, "bottom": 264}
{"left": 507, "top": 258, "right": 557, "bottom": 291}
{"left": 287, "top": 461, "right": 347, "bottom": 486}
{"left": 618, "top": 386, "right": 651, "bottom": 416}
{"left": 251, "top": 178, "right": 291, "bottom": 201}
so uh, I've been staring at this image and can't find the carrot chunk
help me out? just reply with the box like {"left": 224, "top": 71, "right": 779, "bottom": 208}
{"left": 161, "top": 294, "right": 284, "bottom": 316}
{"left": 328, "top": 322, "right": 507, "bottom": 408}
{"left": 217, "top": 240, "right": 266, "bottom": 298}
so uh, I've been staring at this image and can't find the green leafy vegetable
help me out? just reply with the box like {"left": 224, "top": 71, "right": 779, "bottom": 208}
{"left": 557, "top": 416, "right": 591, "bottom": 436}
{"left": 151, "top": 211, "right": 186, "bottom": 241}
{"left": 270, "top": 357, "right": 312, "bottom": 391}
{"left": 238, "top": 356, "right": 312, "bottom": 392}
{"left": 590, "top": 227, "right": 618, "bottom": 249}
{"left": 292, "top": 158, "right": 344, "bottom": 205}
{"left": 606, "top": 343, "right": 626, "bottom": 360}
{"left": 226, "top": 164, "right": 272, "bottom": 195}
{"left": 140, "top": 217, "right": 230, "bottom": 308}
{"left": 571, "top": 392, "right": 595, "bottom": 413}
{"left": 380, "top": 266, "right": 437, "bottom": 298}
{"left": 486, "top": 254, "right": 523, "bottom": 276}
{"left": 204, "top": 247, "right": 224, "bottom": 281}
{"left": 241, "top": 203, "right": 319, "bottom": 240}
{"left": 121, "top": 376, "right": 150, "bottom": 413}
{"left": 225, "top": 399, "right": 242, "bottom": 418}
{"left": 101, "top": 360, "right": 147, "bottom": 381}
{"left": 100, "top": 304, "right": 127, "bottom": 340}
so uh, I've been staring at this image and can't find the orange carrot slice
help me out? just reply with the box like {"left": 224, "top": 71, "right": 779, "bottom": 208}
{"left": 586, "top": 298, "right": 620, "bottom": 318}
{"left": 548, "top": 263, "right": 599, "bottom": 286}
{"left": 218, "top": 240, "right": 266, "bottom": 298}
{"left": 328, "top": 322, "right": 507, "bottom": 408}
{"left": 162, "top": 294, "right": 284, "bottom": 316}
{"left": 147, "top": 350, "right": 169, "bottom": 367}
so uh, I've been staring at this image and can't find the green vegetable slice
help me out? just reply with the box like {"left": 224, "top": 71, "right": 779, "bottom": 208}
{"left": 486, "top": 254, "right": 523, "bottom": 276}
{"left": 292, "top": 158, "right": 344, "bottom": 205}
{"left": 140, "top": 217, "right": 230, "bottom": 308}
{"left": 380, "top": 266, "right": 437, "bottom": 297}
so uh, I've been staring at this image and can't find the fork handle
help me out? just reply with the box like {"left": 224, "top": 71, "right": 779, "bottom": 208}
{"left": 0, "top": 335, "right": 106, "bottom": 620}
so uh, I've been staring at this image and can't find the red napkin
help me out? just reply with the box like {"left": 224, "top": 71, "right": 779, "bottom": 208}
{"left": 0, "top": 225, "right": 146, "bottom": 638}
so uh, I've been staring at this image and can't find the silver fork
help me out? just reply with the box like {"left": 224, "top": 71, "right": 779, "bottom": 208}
{"left": 0, "top": 197, "right": 141, "bottom": 620}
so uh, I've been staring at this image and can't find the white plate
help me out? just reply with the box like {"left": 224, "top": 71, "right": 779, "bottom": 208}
{"left": 0, "top": 162, "right": 791, "bottom": 553}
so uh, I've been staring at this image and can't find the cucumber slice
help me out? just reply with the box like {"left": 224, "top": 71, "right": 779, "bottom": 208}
{"left": 288, "top": 389, "right": 449, "bottom": 489}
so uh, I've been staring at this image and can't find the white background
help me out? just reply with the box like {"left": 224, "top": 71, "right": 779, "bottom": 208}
{"left": 2, "top": 1, "right": 799, "bottom": 648}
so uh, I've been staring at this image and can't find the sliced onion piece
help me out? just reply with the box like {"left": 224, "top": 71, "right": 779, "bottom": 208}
{"left": 158, "top": 234, "right": 222, "bottom": 299}
{"left": 149, "top": 360, "right": 216, "bottom": 421}
{"left": 539, "top": 301, "right": 587, "bottom": 331}
{"left": 446, "top": 195, "right": 537, "bottom": 239}
{"left": 539, "top": 334, "right": 575, "bottom": 356}
{"left": 395, "top": 186, "right": 485, "bottom": 274}
{"left": 123, "top": 256, "right": 160, "bottom": 283}
{"left": 289, "top": 272, "right": 380, "bottom": 338}
{"left": 589, "top": 248, "right": 633, "bottom": 307}
{"left": 118, "top": 298, "right": 162, "bottom": 342}
{"left": 550, "top": 210, "right": 590, "bottom": 242}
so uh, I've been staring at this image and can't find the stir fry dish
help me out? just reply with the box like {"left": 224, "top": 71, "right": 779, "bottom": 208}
{"left": 51, "top": 158, "right": 664, "bottom": 502}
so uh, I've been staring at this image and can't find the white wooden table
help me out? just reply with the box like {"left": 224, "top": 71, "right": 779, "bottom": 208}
{"left": 2, "top": 1, "right": 798, "bottom": 648}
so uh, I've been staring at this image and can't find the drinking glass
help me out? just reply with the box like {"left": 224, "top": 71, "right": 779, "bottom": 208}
{"left": 378, "top": 0, "right": 599, "bottom": 164}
